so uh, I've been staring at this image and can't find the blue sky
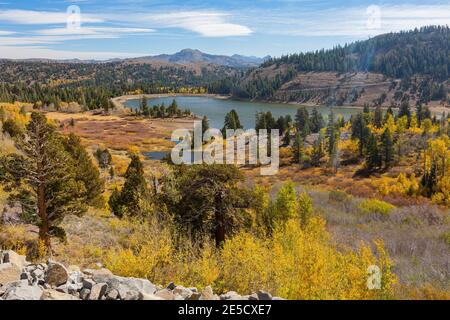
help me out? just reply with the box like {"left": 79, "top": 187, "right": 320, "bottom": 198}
{"left": 0, "top": 0, "right": 448, "bottom": 59}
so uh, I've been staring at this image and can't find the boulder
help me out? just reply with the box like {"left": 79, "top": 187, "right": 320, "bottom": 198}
{"left": 2, "top": 281, "right": 43, "bottom": 300}
{"left": 45, "top": 262, "right": 68, "bottom": 287}
{"left": 91, "top": 274, "right": 156, "bottom": 299}
{"left": 89, "top": 283, "right": 107, "bottom": 300}
{"left": 256, "top": 290, "right": 272, "bottom": 300}
{"left": 141, "top": 293, "right": 164, "bottom": 300}
{"left": 83, "top": 268, "right": 113, "bottom": 278}
{"left": 82, "top": 278, "right": 96, "bottom": 290}
{"left": 104, "top": 288, "right": 119, "bottom": 300}
{"left": 79, "top": 288, "right": 90, "bottom": 300}
{"left": 154, "top": 288, "right": 174, "bottom": 300}
{"left": 0, "top": 263, "right": 21, "bottom": 286}
{"left": 220, "top": 291, "right": 243, "bottom": 300}
{"left": 173, "top": 285, "right": 193, "bottom": 299}
{"left": 199, "top": 286, "right": 218, "bottom": 300}
{"left": 41, "top": 289, "right": 80, "bottom": 300}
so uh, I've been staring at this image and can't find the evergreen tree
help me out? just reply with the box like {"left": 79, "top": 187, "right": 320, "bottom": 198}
{"left": 222, "top": 109, "right": 243, "bottom": 135}
{"left": 201, "top": 116, "right": 210, "bottom": 136}
{"left": 311, "top": 133, "right": 325, "bottom": 167}
{"left": 292, "top": 132, "right": 304, "bottom": 165}
{"left": 381, "top": 127, "right": 395, "bottom": 169}
{"left": 0, "top": 113, "right": 85, "bottom": 251}
{"left": 374, "top": 105, "right": 383, "bottom": 128}
{"left": 295, "top": 107, "right": 311, "bottom": 137}
{"left": 310, "top": 108, "right": 325, "bottom": 133}
{"left": 63, "top": 133, "right": 105, "bottom": 207}
{"left": 366, "top": 133, "right": 381, "bottom": 170}
{"left": 109, "top": 153, "right": 151, "bottom": 218}
{"left": 399, "top": 101, "right": 411, "bottom": 121}
{"left": 351, "top": 113, "right": 370, "bottom": 157}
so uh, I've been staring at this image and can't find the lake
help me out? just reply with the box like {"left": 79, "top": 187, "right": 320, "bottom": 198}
{"left": 124, "top": 96, "right": 361, "bottom": 129}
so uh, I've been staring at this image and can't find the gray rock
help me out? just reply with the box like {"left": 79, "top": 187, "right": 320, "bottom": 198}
{"left": 105, "top": 288, "right": 119, "bottom": 300}
{"left": 220, "top": 291, "right": 243, "bottom": 300}
{"left": 2, "top": 281, "right": 43, "bottom": 300}
{"left": 41, "top": 289, "right": 80, "bottom": 300}
{"left": 0, "top": 263, "right": 21, "bottom": 286}
{"left": 89, "top": 283, "right": 107, "bottom": 300}
{"left": 199, "top": 286, "right": 217, "bottom": 300}
{"left": 79, "top": 288, "right": 90, "bottom": 300}
{"left": 31, "top": 268, "right": 44, "bottom": 279}
{"left": 248, "top": 293, "right": 259, "bottom": 300}
{"left": 187, "top": 292, "right": 201, "bottom": 300}
{"left": 154, "top": 288, "right": 174, "bottom": 300}
{"left": 45, "top": 262, "right": 68, "bottom": 287}
{"left": 141, "top": 293, "right": 164, "bottom": 300}
{"left": 83, "top": 268, "right": 113, "bottom": 278}
{"left": 82, "top": 278, "right": 96, "bottom": 290}
{"left": 91, "top": 274, "right": 156, "bottom": 299}
{"left": 173, "top": 285, "right": 193, "bottom": 299}
{"left": 272, "top": 296, "right": 286, "bottom": 300}
{"left": 257, "top": 290, "right": 272, "bottom": 300}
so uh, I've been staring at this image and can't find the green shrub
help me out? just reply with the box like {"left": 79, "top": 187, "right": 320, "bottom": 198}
{"left": 358, "top": 199, "right": 395, "bottom": 216}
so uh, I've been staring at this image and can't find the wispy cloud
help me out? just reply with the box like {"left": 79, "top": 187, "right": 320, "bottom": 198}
{"left": 0, "top": 9, "right": 103, "bottom": 25}
{"left": 36, "top": 27, "right": 155, "bottom": 36}
{"left": 145, "top": 11, "right": 253, "bottom": 37}
{"left": 255, "top": 4, "right": 450, "bottom": 37}
{"left": 0, "top": 45, "right": 144, "bottom": 60}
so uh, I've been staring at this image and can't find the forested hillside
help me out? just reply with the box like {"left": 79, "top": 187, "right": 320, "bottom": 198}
{"left": 209, "top": 26, "right": 450, "bottom": 105}
{"left": 0, "top": 60, "right": 238, "bottom": 110}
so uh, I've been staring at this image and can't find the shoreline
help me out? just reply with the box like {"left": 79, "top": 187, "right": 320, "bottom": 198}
{"left": 112, "top": 93, "right": 231, "bottom": 110}
{"left": 112, "top": 93, "right": 449, "bottom": 115}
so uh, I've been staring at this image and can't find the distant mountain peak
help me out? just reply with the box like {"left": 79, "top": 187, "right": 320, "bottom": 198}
{"left": 131, "top": 49, "right": 267, "bottom": 68}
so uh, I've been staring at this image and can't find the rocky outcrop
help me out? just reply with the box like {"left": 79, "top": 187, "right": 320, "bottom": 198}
{"left": 0, "top": 250, "right": 283, "bottom": 301}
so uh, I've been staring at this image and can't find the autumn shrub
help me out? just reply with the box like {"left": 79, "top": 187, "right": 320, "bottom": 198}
{"left": 358, "top": 199, "right": 395, "bottom": 216}
{"left": 328, "top": 189, "right": 352, "bottom": 203}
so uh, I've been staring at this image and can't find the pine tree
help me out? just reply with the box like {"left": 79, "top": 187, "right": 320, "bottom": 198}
{"left": 374, "top": 105, "right": 383, "bottom": 128}
{"left": 366, "top": 133, "right": 381, "bottom": 170}
{"left": 311, "top": 133, "right": 325, "bottom": 167}
{"left": 292, "top": 132, "right": 304, "bottom": 165}
{"left": 63, "top": 133, "right": 105, "bottom": 207}
{"left": 399, "top": 101, "right": 411, "bottom": 122}
{"left": 310, "top": 108, "right": 325, "bottom": 133}
{"left": 351, "top": 113, "right": 370, "bottom": 157}
{"left": 109, "top": 152, "right": 151, "bottom": 218}
{"left": 222, "top": 109, "right": 243, "bottom": 136}
{"left": 295, "top": 107, "right": 311, "bottom": 137}
{"left": 381, "top": 127, "right": 395, "bottom": 169}
{"left": 202, "top": 116, "right": 210, "bottom": 136}
{"left": 0, "top": 113, "right": 85, "bottom": 251}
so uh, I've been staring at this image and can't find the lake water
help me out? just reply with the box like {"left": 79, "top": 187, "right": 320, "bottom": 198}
{"left": 124, "top": 96, "right": 361, "bottom": 129}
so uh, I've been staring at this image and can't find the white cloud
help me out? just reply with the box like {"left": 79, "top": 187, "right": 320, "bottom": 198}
{"left": 144, "top": 11, "right": 253, "bottom": 37}
{"left": 0, "top": 30, "right": 13, "bottom": 35}
{"left": 0, "top": 45, "right": 145, "bottom": 60}
{"left": 0, "top": 9, "right": 103, "bottom": 25}
{"left": 36, "top": 27, "right": 155, "bottom": 36}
